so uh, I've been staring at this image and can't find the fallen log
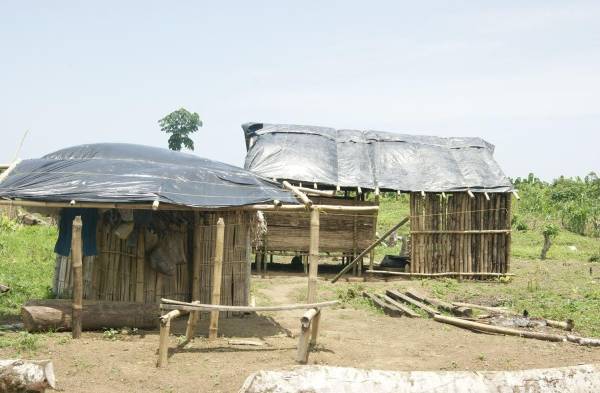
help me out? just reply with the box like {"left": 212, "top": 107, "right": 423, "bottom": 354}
{"left": 405, "top": 289, "right": 472, "bottom": 317}
{"left": 433, "top": 314, "right": 566, "bottom": 342}
{"left": 567, "top": 335, "right": 600, "bottom": 347}
{"left": 380, "top": 295, "right": 420, "bottom": 318}
{"left": 386, "top": 289, "right": 438, "bottom": 317}
{"left": 0, "top": 359, "right": 56, "bottom": 392}
{"left": 361, "top": 292, "right": 402, "bottom": 317}
{"left": 0, "top": 284, "right": 9, "bottom": 294}
{"left": 452, "top": 301, "right": 574, "bottom": 331}
{"left": 22, "top": 299, "right": 159, "bottom": 332}
{"left": 239, "top": 364, "right": 600, "bottom": 393}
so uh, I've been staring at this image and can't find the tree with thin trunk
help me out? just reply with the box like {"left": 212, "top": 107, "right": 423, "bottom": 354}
{"left": 159, "top": 108, "right": 202, "bottom": 151}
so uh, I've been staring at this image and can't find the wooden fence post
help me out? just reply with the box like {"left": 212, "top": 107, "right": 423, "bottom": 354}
{"left": 157, "top": 317, "right": 171, "bottom": 367}
{"left": 208, "top": 217, "right": 225, "bottom": 340}
{"left": 307, "top": 209, "right": 320, "bottom": 303}
{"left": 71, "top": 216, "right": 83, "bottom": 339}
{"left": 185, "top": 212, "right": 202, "bottom": 341}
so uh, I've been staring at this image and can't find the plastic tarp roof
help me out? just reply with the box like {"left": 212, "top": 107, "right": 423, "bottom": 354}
{"left": 243, "top": 123, "right": 513, "bottom": 193}
{"left": 0, "top": 143, "right": 298, "bottom": 208}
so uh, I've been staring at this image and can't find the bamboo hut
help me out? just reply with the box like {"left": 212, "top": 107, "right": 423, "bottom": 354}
{"left": 0, "top": 143, "right": 299, "bottom": 324}
{"left": 242, "top": 123, "right": 514, "bottom": 276}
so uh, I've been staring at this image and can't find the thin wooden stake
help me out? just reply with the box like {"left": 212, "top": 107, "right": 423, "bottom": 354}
{"left": 71, "top": 216, "right": 83, "bottom": 339}
{"left": 208, "top": 218, "right": 225, "bottom": 340}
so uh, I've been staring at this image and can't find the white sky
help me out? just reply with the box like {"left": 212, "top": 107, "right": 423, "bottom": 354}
{"left": 0, "top": 1, "right": 598, "bottom": 180}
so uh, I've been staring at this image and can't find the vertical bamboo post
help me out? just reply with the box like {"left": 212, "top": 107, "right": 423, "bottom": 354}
{"left": 185, "top": 212, "right": 203, "bottom": 340}
{"left": 157, "top": 317, "right": 171, "bottom": 367}
{"left": 71, "top": 216, "right": 83, "bottom": 339}
{"left": 208, "top": 217, "right": 225, "bottom": 340}
{"left": 135, "top": 229, "right": 145, "bottom": 302}
{"left": 245, "top": 224, "right": 252, "bottom": 305}
{"left": 307, "top": 208, "right": 320, "bottom": 303}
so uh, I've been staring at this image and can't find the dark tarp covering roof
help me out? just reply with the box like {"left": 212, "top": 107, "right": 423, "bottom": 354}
{"left": 0, "top": 143, "right": 297, "bottom": 208}
{"left": 243, "top": 123, "right": 513, "bottom": 193}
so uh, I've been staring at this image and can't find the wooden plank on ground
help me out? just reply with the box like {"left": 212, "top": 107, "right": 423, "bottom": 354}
{"left": 386, "top": 289, "right": 439, "bottom": 317}
{"left": 380, "top": 294, "right": 420, "bottom": 318}
{"left": 361, "top": 292, "right": 402, "bottom": 318}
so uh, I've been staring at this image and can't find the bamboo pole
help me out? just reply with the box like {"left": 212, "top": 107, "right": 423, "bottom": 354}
{"left": 294, "top": 186, "right": 336, "bottom": 197}
{"left": 331, "top": 216, "right": 410, "bottom": 283}
{"left": 366, "top": 270, "right": 514, "bottom": 278}
{"left": 434, "top": 314, "right": 566, "bottom": 342}
{"left": 245, "top": 224, "right": 252, "bottom": 305}
{"left": 185, "top": 212, "right": 203, "bottom": 340}
{"left": 135, "top": 230, "right": 145, "bottom": 302}
{"left": 157, "top": 317, "right": 171, "bottom": 367}
{"left": 160, "top": 299, "right": 338, "bottom": 312}
{"left": 71, "top": 216, "right": 83, "bottom": 339}
{"left": 208, "top": 217, "right": 225, "bottom": 340}
{"left": 296, "top": 309, "right": 315, "bottom": 364}
{"left": 0, "top": 198, "right": 378, "bottom": 213}
{"left": 307, "top": 208, "right": 320, "bottom": 303}
{"left": 282, "top": 181, "right": 313, "bottom": 207}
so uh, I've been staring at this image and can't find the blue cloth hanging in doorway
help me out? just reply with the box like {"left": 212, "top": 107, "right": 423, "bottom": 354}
{"left": 54, "top": 208, "right": 99, "bottom": 257}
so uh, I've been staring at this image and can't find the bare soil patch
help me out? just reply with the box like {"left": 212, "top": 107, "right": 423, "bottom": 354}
{"left": 1, "top": 273, "right": 599, "bottom": 392}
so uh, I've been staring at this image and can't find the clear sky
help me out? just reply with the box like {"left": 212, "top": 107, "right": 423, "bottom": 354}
{"left": 1, "top": 1, "right": 598, "bottom": 181}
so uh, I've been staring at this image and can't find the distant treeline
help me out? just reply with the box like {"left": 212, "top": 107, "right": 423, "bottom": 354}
{"left": 512, "top": 172, "right": 600, "bottom": 238}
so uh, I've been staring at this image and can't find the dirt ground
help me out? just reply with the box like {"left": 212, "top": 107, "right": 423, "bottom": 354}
{"left": 2, "top": 274, "right": 600, "bottom": 393}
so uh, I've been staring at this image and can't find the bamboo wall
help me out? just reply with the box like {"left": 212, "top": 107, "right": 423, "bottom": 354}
{"left": 263, "top": 196, "right": 378, "bottom": 255}
{"left": 409, "top": 192, "right": 511, "bottom": 274}
{"left": 53, "top": 210, "right": 251, "bottom": 316}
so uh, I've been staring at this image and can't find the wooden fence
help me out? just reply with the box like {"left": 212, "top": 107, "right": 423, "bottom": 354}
{"left": 409, "top": 192, "right": 511, "bottom": 274}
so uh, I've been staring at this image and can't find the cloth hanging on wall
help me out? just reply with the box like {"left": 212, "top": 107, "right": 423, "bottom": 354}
{"left": 54, "top": 208, "right": 99, "bottom": 257}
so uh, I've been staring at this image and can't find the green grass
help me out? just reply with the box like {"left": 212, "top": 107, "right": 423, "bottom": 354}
{"left": 511, "top": 228, "right": 599, "bottom": 261}
{"left": 411, "top": 258, "right": 600, "bottom": 336}
{"left": 0, "top": 331, "right": 42, "bottom": 354}
{"left": 375, "top": 196, "right": 600, "bottom": 263}
{"left": 374, "top": 194, "right": 410, "bottom": 260}
{"left": 0, "top": 221, "right": 56, "bottom": 316}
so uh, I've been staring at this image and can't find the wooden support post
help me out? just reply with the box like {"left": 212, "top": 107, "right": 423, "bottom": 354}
{"left": 135, "top": 230, "right": 145, "bottom": 303}
{"left": 296, "top": 308, "right": 318, "bottom": 364}
{"left": 307, "top": 209, "right": 320, "bottom": 303}
{"left": 208, "top": 217, "right": 225, "bottom": 340}
{"left": 310, "top": 310, "right": 321, "bottom": 346}
{"left": 185, "top": 212, "right": 203, "bottom": 341}
{"left": 245, "top": 226, "right": 252, "bottom": 305}
{"left": 157, "top": 317, "right": 171, "bottom": 367}
{"left": 71, "top": 216, "right": 83, "bottom": 339}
